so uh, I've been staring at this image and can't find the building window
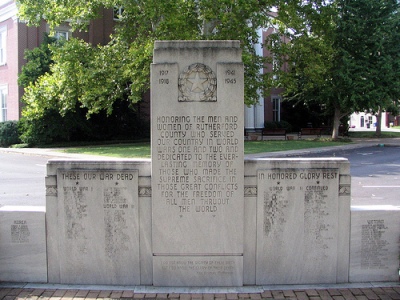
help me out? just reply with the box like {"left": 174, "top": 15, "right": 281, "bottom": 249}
{"left": 113, "top": 6, "right": 124, "bottom": 20}
{"left": 0, "top": 26, "right": 6, "bottom": 65}
{"left": 54, "top": 30, "right": 69, "bottom": 41}
{"left": 272, "top": 96, "right": 280, "bottom": 122}
{"left": 272, "top": 56, "right": 279, "bottom": 80}
{"left": 0, "top": 85, "right": 7, "bottom": 122}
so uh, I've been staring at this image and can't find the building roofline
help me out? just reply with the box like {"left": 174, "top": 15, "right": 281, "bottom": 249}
{"left": 0, "top": 1, "right": 17, "bottom": 23}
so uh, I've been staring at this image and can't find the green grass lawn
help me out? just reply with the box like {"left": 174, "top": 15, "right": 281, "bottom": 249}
{"left": 348, "top": 131, "right": 400, "bottom": 138}
{"left": 60, "top": 139, "right": 351, "bottom": 158}
{"left": 243, "top": 139, "right": 350, "bottom": 154}
{"left": 61, "top": 142, "right": 152, "bottom": 158}
{"left": 47, "top": 130, "right": 400, "bottom": 158}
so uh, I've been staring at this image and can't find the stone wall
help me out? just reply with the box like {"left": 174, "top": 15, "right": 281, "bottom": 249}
{"left": 0, "top": 205, "right": 47, "bottom": 282}
{"left": 350, "top": 205, "right": 400, "bottom": 282}
{"left": 2, "top": 157, "right": 399, "bottom": 285}
{"left": 42, "top": 157, "right": 355, "bottom": 286}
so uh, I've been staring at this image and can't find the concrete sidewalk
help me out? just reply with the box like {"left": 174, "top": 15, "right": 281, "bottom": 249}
{"left": 1, "top": 282, "right": 400, "bottom": 299}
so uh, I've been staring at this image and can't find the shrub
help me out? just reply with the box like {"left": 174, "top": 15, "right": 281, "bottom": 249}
{"left": 264, "top": 121, "right": 277, "bottom": 129}
{"left": 277, "top": 120, "right": 293, "bottom": 132}
{"left": 0, "top": 121, "right": 20, "bottom": 147}
{"left": 19, "top": 110, "right": 72, "bottom": 146}
{"left": 264, "top": 120, "right": 293, "bottom": 132}
{"left": 19, "top": 103, "right": 150, "bottom": 146}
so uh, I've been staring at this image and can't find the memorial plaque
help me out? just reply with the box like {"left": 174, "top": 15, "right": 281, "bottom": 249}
{"left": 0, "top": 206, "right": 47, "bottom": 282}
{"left": 151, "top": 41, "right": 244, "bottom": 286}
{"left": 57, "top": 169, "right": 140, "bottom": 285}
{"left": 350, "top": 206, "right": 400, "bottom": 282}
{"left": 153, "top": 256, "right": 243, "bottom": 286}
{"left": 256, "top": 168, "right": 340, "bottom": 284}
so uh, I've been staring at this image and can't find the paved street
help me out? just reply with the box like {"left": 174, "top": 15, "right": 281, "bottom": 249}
{"left": 0, "top": 152, "right": 47, "bottom": 207}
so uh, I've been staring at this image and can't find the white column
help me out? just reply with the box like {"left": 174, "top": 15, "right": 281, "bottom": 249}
{"left": 245, "top": 28, "right": 266, "bottom": 130}
{"left": 254, "top": 102, "right": 264, "bottom": 129}
{"left": 244, "top": 105, "right": 255, "bottom": 129}
{"left": 254, "top": 28, "right": 265, "bottom": 129}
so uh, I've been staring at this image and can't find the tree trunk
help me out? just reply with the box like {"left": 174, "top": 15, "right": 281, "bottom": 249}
{"left": 375, "top": 107, "right": 382, "bottom": 137}
{"left": 332, "top": 106, "right": 341, "bottom": 139}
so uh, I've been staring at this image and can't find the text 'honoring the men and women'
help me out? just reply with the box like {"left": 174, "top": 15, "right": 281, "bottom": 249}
{"left": 156, "top": 114, "right": 240, "bottom": 214}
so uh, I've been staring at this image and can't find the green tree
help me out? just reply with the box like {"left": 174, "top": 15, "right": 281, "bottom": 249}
{"left": 18, "top": 34, "right": 91, "bottom": 145}
{"left": 334, "top": 0, "right": 400, "bottom": 136}
{"left": 266, "top": 0, "right": 400, "bottom": 138}
{"left": 18, "top": 33, "right": 148, "bottom": 145}
{"left": 18, "top": 33, "right": 57, "bottom": 87}
{"left": 17, "top": 0, "right": 275, "bottom": 120}
{"left": 265, "top": 1, "right": 340, "bottom": 137}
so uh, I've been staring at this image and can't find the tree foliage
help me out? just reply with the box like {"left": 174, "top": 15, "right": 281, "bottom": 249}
{"left": 17, "top": 0, "right": 276, "bottom": 120}
{"left": 266, "top": 0, "right": 400, "bottom": 138}
{"left": 334, "top": 0, "right": 400, "bottom": 135}
{"left": 18, "top": 34, "right": 149, "bottom": 145}
{"left": 17, "top": 0, "right": 400, "bottom": 138}
{"left": 18, "top": 33, "right": 57, "bottom": 87}
{"left": 265, "top": 1, "right": 339, "bottom": 135}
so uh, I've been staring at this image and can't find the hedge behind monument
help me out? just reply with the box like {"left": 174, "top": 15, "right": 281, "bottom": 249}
{"left": 0, "top": 121, "right": 20, "bottom": 147}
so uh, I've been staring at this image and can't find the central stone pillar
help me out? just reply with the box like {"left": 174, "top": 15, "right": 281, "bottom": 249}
{"left": 151, "top": 40, "right": 244, "bottom": 286}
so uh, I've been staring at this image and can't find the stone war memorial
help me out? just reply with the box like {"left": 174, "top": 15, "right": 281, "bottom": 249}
{"left": 151, "top": 41, "right": 244, "bottom": 286}
{"left": 2, "top": 40, "right": 399, "bottom": 287}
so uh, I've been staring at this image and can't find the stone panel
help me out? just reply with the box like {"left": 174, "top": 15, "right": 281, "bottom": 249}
{"left": 151, "top": 63, "right": 244, "bottom": 255}
{"left": 350, "top": 205, "right": 400, "bottom": 282}
{"left": 0, "top": 206, "right": 47, "bottom": 282}
{"left": 56, "top": 169, "right": 140, "bottom": 285}
{"left": 256, "top": 167, "right": 341, "bottom": 284}
{"left": 337, "top": 174, "right": 351, "bottom": 283}
{"left": 243, "top": 175, "right": 257, "bottom": 285}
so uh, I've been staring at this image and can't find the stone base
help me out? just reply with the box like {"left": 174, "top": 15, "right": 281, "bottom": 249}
{"left": 0, "top": 206, "right": 47, "bottom": 282}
